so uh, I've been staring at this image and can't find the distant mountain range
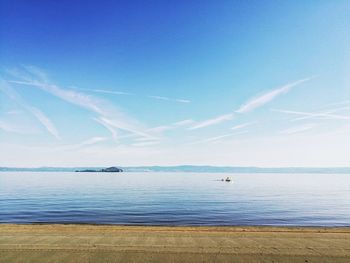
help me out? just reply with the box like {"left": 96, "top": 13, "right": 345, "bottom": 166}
{"left": 1, "top": 165, "right": 350, "bottom": 174}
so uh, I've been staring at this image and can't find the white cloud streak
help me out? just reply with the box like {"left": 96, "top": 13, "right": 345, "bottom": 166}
{"left": 93, "top": 117, "right": 118, "bottom": 141}
{"left": 0, "top": 79, "right": 60, "bottom": 139}
{"left": 8, "top": 66, "right": 191, "bottom": 142}
{"left": 189, "top": 113, "right": 234, "bottom": 130}
{"left": 147, "top": 125, "right": 174, "bottom": 133}
{"left": 72, "top": 87, "right": 133, "bottom": 96}
{"left": 8, "top": 67, "right": 154, "bottom": 140}
{"left": 326, "top": 100, "right": 350, "bottom": 107}
{"left": 10, "top": 80, "right": 106, "bottom": 114}
{"left": 173, "top": 119, "right": 194, "bottom": 126}
{"left": 0, "top": 121, "right": 15, "bottom": 133}
{"left": 134, "top": 136, "right": 160, "bottom": 142}
{"left": 236, "top": 77, "right": 313, "bottom": 113}
{"left": 147, "top": 95, "right": 190, "bottom": 103}
{"left": 28, "top": 107, "right": 60, "bottom": 139}
{"left": 185, "top": 77, "right": 312, "bottom": 132}
{"left": 6, "top": 110, "right": 23, "bottom": 115}
{"left": 272, "top": 109, "right": 350, "bottom": 120}
{"left": 54, "top": 137, "right": 108, "bottom": 152}
{"left": 71, "top": 87, "right": 190, "bottom": 103}
{"left": 290, "top": 106, "right": 350, "bottom": 121}
{"left": 280, "top": 124, "right": 316, "bottom": 135}
{"left": 131, "top": 141, "right": 161, "bottom": 147}
{"left": 231, "top": 122, "right": 256, "bottom": 131}
{"left": 115, "top": 119, "right": 193, "bottom": 144}
{"left": 79, "top": 136, "right": 108, "bottom": 146}
{"left": 189, "top": 131, "right": 248, "bottom": 145}
{"left": 0, "top": 120, "right": 27, "bottom": 134}
{"left": 143, "top": 119, "right": 194, "bottom": 135}
{"left": 175, "top": 99, "right": 191, "bottom": 103}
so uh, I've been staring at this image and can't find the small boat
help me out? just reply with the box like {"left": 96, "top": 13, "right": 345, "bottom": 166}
{"left": 225, "top": 177, "right": 232, "bottom": 182}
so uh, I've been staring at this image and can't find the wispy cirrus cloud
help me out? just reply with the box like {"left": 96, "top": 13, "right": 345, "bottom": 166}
{"left": 114, "top": 118, "right": 194, "bottom": 144}
{"left": 174, "top": 99, "right": 191, "bottom": 103}
{"left": 326, "top": 99, "right": 350, "bottom": 107}
{"left": 185, "top": 78, "right": 313, "bottom": 131}
{"left": 189, "top": 131, "right": 248, "bottom": 145}
{"left": 289, "top": 106, "right": 350, "bottom": 122}
{"left": 55, "top": 136, "right": 108, "bottom": 152}
{"left": 72, "top": 87, "right": 133, "bottom": 96}
{"left": 28, "top": 107, "right": 60, "bottom": 139}
{"left": 8, "top": 66, "right": 191, "bottom": 143}
{"left": 0, "top": 120, "right": 16, "bottom": 133}
{"left": 7, "top": 66, "right": 153, "bottom": 141}
{"left": 147, "top": 119, "right": 194, "bottom": 133}
{"left": 147, "top": 95, "right": 190, "bottom": 103}
{"left": 272, "top": 109, "right": 350, "bottom": 121}
{"left": 93, "top": 117, "right": 118, "bottom": 141}
{"left": 10, "top": 80, "right": 106, "bottom": 114}
{"left": 280, "top": 123, "right": 316, "bottom": 135}
{"left": 70, "top": 87, "right": 190, "bottom": 104}
{"left": 147, "top": 125, "right": 175, "bottom": 133}
{"left": 79, "top": 136, "right": 108, "bottom": 146}
{"left": 6, "top": 110, "right": 23, "bottom": 115}
{"left": 0, "top": 79, "right": 60, "bottom": 139}
{"left": 236, "top": 77, "right": 313, "bottom": 113}
{"left": 131, "top": 119, "right": 194, "bottom": 137}
{"left": 189, "top": 113, "right": 234, "bottom": 130}
{"left": 134, "top": 136, "right": 160, "bottom": 142}
{"left": 173, "top": 119, "right": 194, "bottom": 126}
{"left": 231, "top": 121, "right": 256, "bottom": 131}
{"left": 131, "top": 141, "right": 161, "bottom": 147}
{"left": 0, "top": 120, "right": 32, "bottom": 134}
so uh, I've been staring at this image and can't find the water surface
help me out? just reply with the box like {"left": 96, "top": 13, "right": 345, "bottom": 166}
{"left": 0, "top": 172, "right": 349, "bottom": 226}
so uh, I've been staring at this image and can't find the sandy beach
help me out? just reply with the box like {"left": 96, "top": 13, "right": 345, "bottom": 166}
{"left": 0, "top": 224, "right": 349, "bottom": 262}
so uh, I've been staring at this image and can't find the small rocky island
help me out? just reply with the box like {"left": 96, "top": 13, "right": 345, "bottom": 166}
{"left": 75, "top": 167, "right": 123, "bottom": 173}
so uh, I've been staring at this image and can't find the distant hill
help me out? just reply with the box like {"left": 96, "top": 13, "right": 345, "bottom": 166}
{"left": 122, "top": 165, "right": 350, "bottom": 174}
{"left": 0, "top": 167, "right": 99, "bottom": 172}
{"left": 1, "top": 165, "right": 350, "bottom": 174}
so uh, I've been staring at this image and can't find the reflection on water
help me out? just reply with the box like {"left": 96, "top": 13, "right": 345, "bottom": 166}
{"left": 0, "top": 172, "right": 349, "bottom": 226}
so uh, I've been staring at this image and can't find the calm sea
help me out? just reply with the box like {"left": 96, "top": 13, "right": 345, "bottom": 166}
{"left": 0, "top": 172, "right": 349, "bottom": 226}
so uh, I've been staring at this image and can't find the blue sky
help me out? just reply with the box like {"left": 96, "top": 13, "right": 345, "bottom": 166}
{"left": 0, "top": 0, "right": 350, "bottom": 167}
